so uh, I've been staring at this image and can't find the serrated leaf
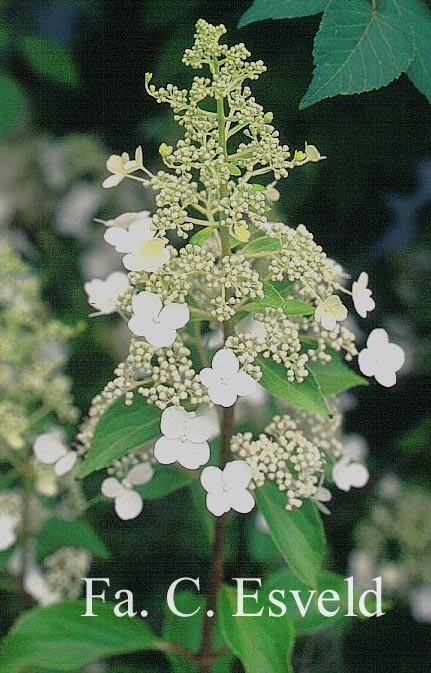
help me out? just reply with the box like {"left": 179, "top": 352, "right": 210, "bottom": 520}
{"left": 35, "top": 516, "right": 110, "bottom": 560}
{"left": 0, "top": 75, "right": 26, "bottom": 136}
{"left": 135, "top": 464, "right": 195, "bottom": 499}
{"left": 241, "top": 236, "right": 281, "bottom": 256}
{"left": 401, "top": 0, "right": 431, "bottom": 103}
{"left": 0, "top": 600, "right": 159, "bottom": 672}
{"left": 163, "top": 592, "right": 232, "bottom": 673}
{"left": 20, "top": 36, "right": 79, "bottom": 87}
{"left": 258, "top": 357, "right": 330, "bottom": 416}
{"left": 219, "top": 585, "right": 294, "bottom": 673}
{"left": 300, "top": 0, "right": 415, "bottom": 109}
{"left": 77, "top": 397, "right": 161, "bottom": 478}
{"left": 307, "top": 350, "right": 368, "bottom": 395}
{"left": 256, "top": 483, "right": 326, "bottom": 587}
{"left": 239, "top": 0, "right": 328, "bottom": 27}
{"left": 189, "top": 227, "right": 213, "bottom": 246}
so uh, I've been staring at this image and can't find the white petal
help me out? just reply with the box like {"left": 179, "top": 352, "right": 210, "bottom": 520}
{"left": 127, "top": 463, "right": 154, "bottom": 485}
{"left": 200, "top": 466, "right": 224, "bottom": 494}
{"left": 212, "top": 348, "right": 239, "bottom": 375}
{"left": 207, "top": 382, "right": 238, "bottom": 407}
{"left": 114, "top": 490, "right": 143, "bottom": 520}
{"left": 159, "top": 303, "right": 190, "bottom": 330}
{"left": 333, "top": 460, "right": 369, "bottom": 491}
{"left": 104, "top": 226, "right": 131, "bottom": 252}
{"left": 206, "top": 492, "right": 231, "bottom": 516}
{"left": 233, "top": 371, "right": 257, "bottom": 397}
{"left": 131, "top": 291, "right": 162, "bottom": 318}
{"left": 374, "top": 367, "right": 397, "bottom": 388}
{"left": 160, "top": 406, "right": 188, "bottom": 439}
{"left": 0, "top": 518, "right": 16, "bottom": 551}
{"left": 186, "top": 415, "right": 215, "bottom": 443}
{"left": 154, "top": 436, "right": 180, "bottom": 465}
{"left": 199, "top": 368, "right": 218, "bottom": 388}
{"left": 321, "top": 313, "right": 337, "bottom": 331}
{"left": 367, "top": 328, "right": 389, "bottom": 351}
{"left": 54, "top": 451, "right": 77, "bottom": 476}
{"left": 33, "top": 432, "right": 67, "bottom": 464}
{"left": 101, "top": 477, "right": 123, "bottom": 498}
{"left": 358, "top": 349, "right": 376, "bottom": 377}
{"left": 386, "top": 343, "right": 405, "bottom": 371}
{"left": 127, "top": 220, "right": 153, "bottom": 245}
{"left": 229, "top": 488, "right": 255, "bottom": 514}
{"left": 223, "top": 460, "right": 252, "bottom": 490}
{"left": 177, "top": 440, "right": 210, "bottom": 470}
{"left": 144, "top": 321, "right": 176, "bottom": 348}
{"left": 102, "top": 174, "right": 122, "bottom": 188}
{"left": 127, "top": 314, "right": 148, "bottom": 337}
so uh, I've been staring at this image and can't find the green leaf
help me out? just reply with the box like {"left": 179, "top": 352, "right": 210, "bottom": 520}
{"left": 256, "top": 482, "right": 326, "bottom": 587}
{"left": 189, "top": 227, "right": 213, "bottom": 246}
{"left": 240, "top": 279, "right": 315, "bottom": 317}
{"left": 300, "top": 0, "right": 415, "bottom": 109}
{"left": 401, "top": 0, "right": 431, "bottom": 103}
{"left": 258, "top": 357, "right": 330, "bottom": 416}
{"left": 163, "top": 592, "right": 233, "bottom": 673}
{"left": 219, "top": 585, "right": 294, "bottom": 673}
{"left": 239, "top": 0, "right": 328, "bottom": 27}
{"left": 77, "top": 397, "right": 161, "bottom": 478}
{"left": 0, "top": 600, "right": 159, "bottom": 672}
{"left": 35, "top": 517, "right": 110, "bottom": 561}
{"left": 307, "top": 350, "right": 368, "bottom": 395}
{"left": 0, "top": 75, "right": 26, "bottom": 136}
{"left": 20, "top": 36, "right": 79, "bottom": 87}
{"left": 241, "top": 236, "right": 281, "bottom": 257}
{"left": 227, "top": 162, "right": 241, "bottom": 176}
{"left": 264, "top": 568, "right": 349, "bottom": 634}
{"left": 136, "top": 465, "right": 195, "bottom": 500}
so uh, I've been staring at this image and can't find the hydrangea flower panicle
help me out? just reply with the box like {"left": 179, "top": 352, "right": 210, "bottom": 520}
{"left": 128, "top": 291, "right": 190, "bottom": 347}
{"left": 199, "top": 349, "right": 257, "bottom": 407}
{"left": 154, "top": 407, "right": 214, "bottom": 470}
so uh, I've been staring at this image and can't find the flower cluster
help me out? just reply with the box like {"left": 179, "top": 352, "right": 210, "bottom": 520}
{"left": 81, "top": 20, "right": 403, "bottom": 522}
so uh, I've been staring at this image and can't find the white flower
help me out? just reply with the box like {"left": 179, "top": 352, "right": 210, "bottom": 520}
{"left": 84, "top": 271, "right": 129, "bottom": 315}
{"left": 101, "top": 463, "right": 153, "bottom": 520}
{"left": 332, "top": 456, "right": 369, "bottom": 492}
{"left": 358, "top": 328, "right": 405, "bottom": 387}
{"left": 314, "top": 295, "right": 348, "bottom": 331}
{"left": 312, "top": 476, "right": 332, "bottom": 515}
{"left": 0, "top": 514, "right": 17, "bottom": 551}
{"left": 410, "top": 586, "right": 431, "bottom": 623}
{"left": 352, "top": 272, "right": 375, "bottom": 318}
{"left": 98, "top": 210, "right": 152, "bottom": 230}
{"left": 102, "top": 146, "right": 144, "bottom": 188}
{"left": 33, "top": 431, "right": 77, "bottom": 476}
{"left": 104, "top": 219, "right": 170, "bottom": 272}
{"left": 343, "top": 433, "right": 369, "bottom": 462}
{"left": 128, "top": 291, "right": 189, "bottom": 347}
{"left": 154, "top": 407, "right": 214, "bottom": 470}
{"left": 24, "top": 565, "right": 60, "bottom": 606}
{"left": 200, "top": 461, "right": 255, "bottom": 516}
{"left": 199, "top": 349, "right": 257, "bottom": 407}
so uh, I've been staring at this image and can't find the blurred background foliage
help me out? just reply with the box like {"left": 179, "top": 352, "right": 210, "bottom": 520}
{"left": 0, "top": 1, "right": 430, "bottom": 672}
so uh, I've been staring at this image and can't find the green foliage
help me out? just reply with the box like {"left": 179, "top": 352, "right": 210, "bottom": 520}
{"left": 0, "top": 75, "right": 25, "bottom": 136}
{"left": 256, "top": 482, "right": 326, "bottom": 587}
{"left": 258, "top": 357, "right": 330, "bottom": 416}
{"left": 0, "top": 600, "right": 159, "bottom": 672}
{"left": 240, "top": 279, "right": 315, "bottom": 316}
{"left": 136, "top": 465, "right": 195, "bottom": 499}
{"left": 239, "top": 0, "right": 328, "bottom": 26}
{"left": 188, "top": 227, "right": 214, "bottom": 246}
{"left": 308, "top": 350, "right": 368, "bottom": 395}
{"left": 163, "top": 592, "right": 232, "bottom": 673}
{"left": 19, "top": 36, "right": 79, "bottom": 87}
{"left": 77, "top": 397, "right": 161, "bottom": 478}
{"left": 219, "top": 585, "right": 294, "bottom": 673}
{"left": 240, "top": 0, "right": 431, "bottom": 106}
{"left": 35, "top": 517, "right": 110, "bottom": 561}
{"left": 241, "top": 236, "right": 281, "bottom": 256}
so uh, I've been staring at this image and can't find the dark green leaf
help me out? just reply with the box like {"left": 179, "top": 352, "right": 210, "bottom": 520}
{"left": 239, "top": 0, "right": 328, "bottom": 27}
{"left": 77, "top": 397, "right": 161, "bottom": 478}
{"left": 241, "top": 236, "right": 281, "bottom": 256}
{"left": 20, "top": 36, "right": 79, "bottom": 87}
{"left": 300, "top": 0, "right": 414, "bottom": 109}
{"left": 136, "top": 465, "right": 195, "bottom": 500}
{"left": 163, "top": 592, "right": 233, "bottom": 673}
{"left": 219, "top": 585, "right": 294, "bottom": 673}
{"left": 240, "top": 280, "right": 315, "bottom": 317}
{"left": 189, "top": 227, "right": 213, "bottom": 246}
{"left": 307, "top": 350, "right": 368, "bottom": 395}
{"left": 256, "top": 482, "right": 326, "bottom": 587}
{"left": 258, "top": 357, "right": 330, "bottom": 416}
{"left": 401, "top": 0, "right": 431, "bottom": 103}
{"left": 0, "top": 75, "right": 25, "bottom": 136}
{"left": 0, "top": 600, "right": 159, "bottom": 672}
{"left": 35, "top": 517, "right": 110, "bottom": 561}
